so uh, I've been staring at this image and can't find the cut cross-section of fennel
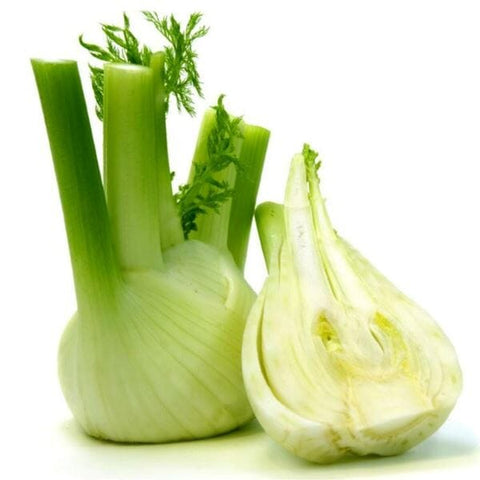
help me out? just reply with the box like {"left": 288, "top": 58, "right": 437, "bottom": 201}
{"left": 243, "top": 145, "right": 462, "bottom": 463}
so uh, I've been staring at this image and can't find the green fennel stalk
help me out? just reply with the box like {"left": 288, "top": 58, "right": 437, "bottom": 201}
{"left": 31, "top": 60, "right": 121, "bottom": 316}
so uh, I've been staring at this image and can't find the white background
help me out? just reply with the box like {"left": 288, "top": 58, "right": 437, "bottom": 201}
{"left": 1, "top": 0, "right": 479, "bottom": 478}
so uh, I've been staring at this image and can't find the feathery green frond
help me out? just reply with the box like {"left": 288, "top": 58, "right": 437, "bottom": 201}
{"left": 80, "top": 11, "right": 207, "bottom": 119}
{"left": 176, "top": 95, "right": 243, "bottom": 237}
{"left": 143, "top": 11, "right": 208, "bottom": 115}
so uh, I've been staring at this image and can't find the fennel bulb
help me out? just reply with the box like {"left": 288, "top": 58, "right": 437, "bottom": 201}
{"left": 242, "top": 146, "right": 461, "bottom": 463}
{"left": 32, "top": 11, "right": 269, "bottom": 442}
{"left": 59, "top": 239, "right": 255, "bottom": 442}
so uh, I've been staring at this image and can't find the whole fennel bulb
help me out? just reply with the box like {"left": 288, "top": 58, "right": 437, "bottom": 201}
{"left": 32, "top": 16, "right": 269, "bottom": 442}
{"left": 242, "top": 146, "right": 461, "bottom": 463}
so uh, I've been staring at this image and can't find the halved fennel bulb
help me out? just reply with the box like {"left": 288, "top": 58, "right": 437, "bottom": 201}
{"left": 242, "top": 146, "right": 462, "bottom": 463}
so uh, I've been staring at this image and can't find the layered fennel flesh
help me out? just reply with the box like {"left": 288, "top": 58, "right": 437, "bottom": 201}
{"left": 242, "top": 146, "right": 461, "bottom": 463}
